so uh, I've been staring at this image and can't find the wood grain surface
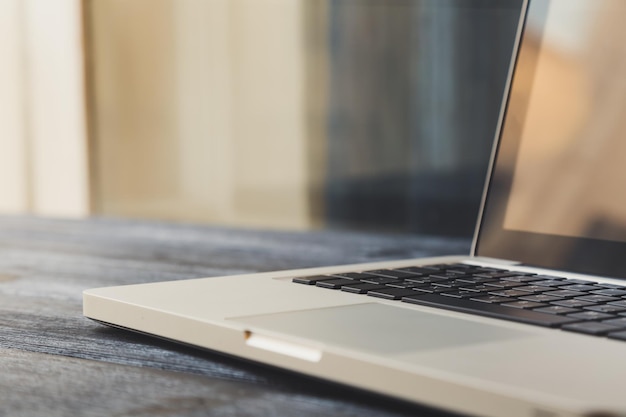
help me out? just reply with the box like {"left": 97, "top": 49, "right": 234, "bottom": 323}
{"left": 0, "top": 216, "right": 469, "bottom": 416}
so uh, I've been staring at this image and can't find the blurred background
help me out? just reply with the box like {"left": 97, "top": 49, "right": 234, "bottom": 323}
{"left": 0, "top": 0, "right": 521, "bottom": 237}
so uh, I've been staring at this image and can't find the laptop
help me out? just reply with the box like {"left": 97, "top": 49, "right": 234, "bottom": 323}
{"left": 83, "top": 1, "right": 626, "bottom": 415}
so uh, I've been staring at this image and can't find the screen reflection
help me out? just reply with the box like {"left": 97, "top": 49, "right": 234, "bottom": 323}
{"left": 504, "top": 0, "right": 626, "bottom": 243}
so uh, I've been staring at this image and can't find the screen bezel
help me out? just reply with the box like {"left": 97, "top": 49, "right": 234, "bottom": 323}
{"left": 473, "top": 0, "right": 626, "bottom": 280}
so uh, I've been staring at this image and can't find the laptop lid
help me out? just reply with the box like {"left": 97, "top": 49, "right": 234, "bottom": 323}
{"left": 474, "top": 0, "right": 626, "bottom": 279}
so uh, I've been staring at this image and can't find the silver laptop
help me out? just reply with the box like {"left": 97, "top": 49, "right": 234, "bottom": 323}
{"left": 83, "top": 1, "right": 626, "bottom": 415}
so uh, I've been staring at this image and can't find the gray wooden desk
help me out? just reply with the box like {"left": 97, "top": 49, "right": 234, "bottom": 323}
{"left": 0, "top": 216, "right": 470, "bottom": 416}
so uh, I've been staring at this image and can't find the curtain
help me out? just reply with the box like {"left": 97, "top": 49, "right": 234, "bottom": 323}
{"left": 325, "top": 0, "right": 522, "bottom": 236}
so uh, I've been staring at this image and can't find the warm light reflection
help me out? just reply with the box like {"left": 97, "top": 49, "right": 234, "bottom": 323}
{"left": 504, "top": 0, "right": 626, "bottom": 242}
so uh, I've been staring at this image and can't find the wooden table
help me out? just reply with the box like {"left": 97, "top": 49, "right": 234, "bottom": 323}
{"left": 0, "top": 216, "right": 470, "bottom": 416}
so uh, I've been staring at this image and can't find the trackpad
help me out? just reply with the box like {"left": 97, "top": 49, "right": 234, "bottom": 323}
{"left": 231, "top": 303, "right": 531, "bottom": 355}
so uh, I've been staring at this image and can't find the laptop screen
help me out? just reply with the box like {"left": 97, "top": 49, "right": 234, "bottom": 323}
{"left": 476, "top": 0, "right": 626, "bottom": 279}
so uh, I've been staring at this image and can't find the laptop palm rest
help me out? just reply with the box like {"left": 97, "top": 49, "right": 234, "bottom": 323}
{"left": 230, "top": 303, "right": 532, "bottom": 357}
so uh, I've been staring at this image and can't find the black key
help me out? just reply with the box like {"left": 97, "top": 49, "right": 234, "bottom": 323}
{"left": 561, "top": 279, "right": 597, "bottom": 285}
{"left": 598, "top": 283, "right": 626, "bottom": 289}
{"left": 484, "top": 281, "right": 524, "bottom": 289}
{"left": 534, "top": 280, "right": 567, "bottom": 287}
{"left": 534, "top": 306, "right": 580, "bottom": 315}
{"left": 412, "top": 284, "right": 451, "bottom": 294}
{"left": 455, "top": 276, "right": 499, "bottom": 284}
{"left": 424, "top": 264, "right": 467, "bottom": 271}
{"left": 401, "top": 294, "right": 580, "bottom": 327}
{"left": 430, "top": 272, "right": 472, "bottom": 280}
{"left": 390, "top": 269, "right": 426, "bottom": 277}
{"left": 293, "top": 275, "right": 335, "bottom": 285}
{"left": 432, "top": 280, "right": 469, "bottom": 288}
{"left": 488, "top": 289, "right": 531, "bottom": 298}
{"left": 364, "top": 269, "right": 419, "bottom": 279}
{"left": 575, "top": 295, "right": 619, "bottom": 303}
{"left": 445, "top": 268, "right": 477, "bottom": 274}
{"left": 585, "top": 304, "right": 626, "bottom": 314}
{"left": 447, "top": 270, "right": 476, "bottom": 276}
{"left": 516, "top": 285, "right": 549, "bottom": 293}
{"left": 316, "top": 278, "right": 356, "bottom": 289}
{"left": 502, "top": 301, "right": 547, "bottom": 309}
{"left": 446, "top": 263, "right": 479, "bottom": 269}
{"left": 341, "top": 283, "right": 386, "bottom": 294}
{"left": 440, "top": 290, "right": 479, "bottom": 299}
{"left": 559, "top": 284, "right": 603, "bottom": 292}
{"left": 359, "top": 276, "right": 398, "bottom": 285}
{"left": 333, "top": 272, "right": 379, "bottom": 280}
{"left": 551, "top": 299, "right": 597, "bottom": 309}
{"left": 385, "top": 281, "right": 424, "bottom": 289}
{"left": 563, "top": 322, "right": 621, "bottom": 336}
{"left": 501, "top": 275, "right": 544, "bottom": 283}
{"left": 459, "top": 284, "right": 497, "bottom": 292}
{"left": 406, "top": 276, "right": 448, "bottom": 285}
{"left": 468, "top": 267, "right": 506, "bottom": 274}
{"left": 567, "top": 311, "right": 615, "bottom": 321}
{"left": 396, "top": 266, "right": 441, "bottom": 275}
{"left": 591, "top": 289, "right": 626, "bottom": 297}
{"left": 472, "top": 267, "right": 507, "bottom": 272}
{"left": 543, "top": 290, "right": 586, "bottom": 298}
{"left": 415, "top": 263, "right": 448, "bottom": 269}
{"left": 367, "top": 288, "right": 418, "bottom": 300}
{"left": 471, "top": 295, "right": 514, "bottom": 304}
{"left": 608, "top": 331, "right": 626, "bottom": 341}
{"left": 474, "top": 272, "right": 519, "bottom": 279}
{"left": 608, "top": 300, "right": 626, "bottom": 308}
{"left": 601, "top": 317, "right": 626, "bottom": 328}
{"left": 519, "top": 294, "right": 564, "bottom": 303}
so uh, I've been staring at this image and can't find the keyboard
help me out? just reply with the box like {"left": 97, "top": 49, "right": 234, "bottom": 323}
{"left": 292, "top": 263, "right": 626, "bottom": 341}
